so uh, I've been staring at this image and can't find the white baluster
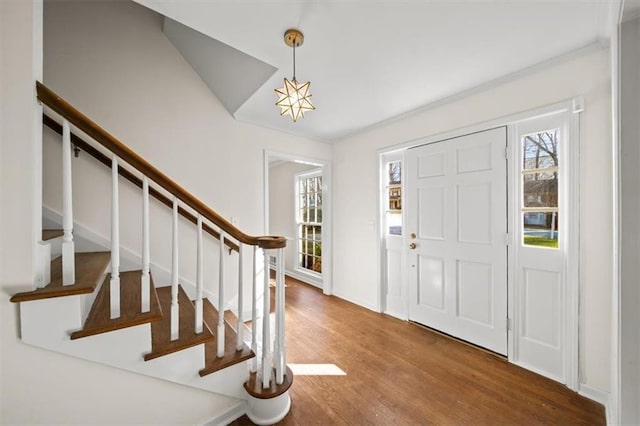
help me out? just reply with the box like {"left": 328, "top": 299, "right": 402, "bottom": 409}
{"left": 251, "top": 245, "right": 258, "bottom": 373}
{"left": 170, "top": 197, "right": 179, "bottom": 341}
{"left": 61, "top": 119, "right": 75, "bottom": 285}
{"left": 275, "top": 247, "right": 286, "bottom": 385}
{"left": 109, "top": 155, "right": 120, "bottom": 318}
{"left": 273, "top": 250, "right": 281, "bottom": 380}
{"left": 194, "top": 214, "right": 204, "bottom": 334}
{"left": 141, "top": 176, "right": 150, "bottom": 313}
{"left": 236, "top": 243, "right": 244, "bottom": 350}
{"left": 217, "top": 231, "right": 226, "bottom": 358}
{"left": 262, "top": 248, "right": 271, "bottom": 388}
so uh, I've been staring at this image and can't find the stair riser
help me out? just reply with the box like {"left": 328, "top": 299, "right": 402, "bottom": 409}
{"left": 79, "top": 262, "right": 110, "bottom": 323}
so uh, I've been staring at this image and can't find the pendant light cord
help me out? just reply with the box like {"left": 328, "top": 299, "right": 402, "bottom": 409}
{"left": 292, "top": 42, "right": 296, "bottom": 81}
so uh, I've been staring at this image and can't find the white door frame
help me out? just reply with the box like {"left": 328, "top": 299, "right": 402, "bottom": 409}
{"left": 377, "top": 97, "right": 581, "bottom": 390}
{"left": 264, "top": 150, "right": 333, "bottom": 295}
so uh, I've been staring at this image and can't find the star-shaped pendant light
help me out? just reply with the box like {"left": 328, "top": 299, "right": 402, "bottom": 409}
{"left": 275, "top": 29, "right": 315, "bottom": 122}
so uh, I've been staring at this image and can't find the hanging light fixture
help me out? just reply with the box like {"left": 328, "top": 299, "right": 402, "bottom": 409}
{"left": 275, "top": 29, "right": 315, "bottom": 122}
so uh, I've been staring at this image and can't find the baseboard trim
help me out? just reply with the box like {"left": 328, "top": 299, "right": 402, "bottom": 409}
{"left": 200, "top": 400, "right": 247, "bottom": 426}
{"left": 284, "top": 268, "right": 322, "bottom": 289}
{"left": 578, "top": 383, "right": 611, "bottom": 424}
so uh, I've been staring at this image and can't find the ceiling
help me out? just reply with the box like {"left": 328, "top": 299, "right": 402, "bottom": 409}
{"left": 134, "top": 0, "right": 614, "bottom": 142}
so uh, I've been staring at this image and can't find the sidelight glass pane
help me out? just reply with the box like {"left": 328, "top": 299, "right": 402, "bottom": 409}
{"left": 523, "top": 172, "right": 558, "bottom": 208}
{"left": 522, "top": 129, "right": 559, "bottom": 171}
{"left": 521, "top": 128, "right": 559, "bottom": 249}
{"left": 386, "top": 160, "right": 403, "bottom": 235}
{"left": 523, "top": 212, "right": 559, "bottom": 248}
{"left": 388, "top": 161, "right": 401, "bottom": 185}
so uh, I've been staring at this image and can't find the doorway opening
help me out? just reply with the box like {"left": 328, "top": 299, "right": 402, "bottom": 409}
{"left": 264, "top": 151, "right": 332, "bottom": 295}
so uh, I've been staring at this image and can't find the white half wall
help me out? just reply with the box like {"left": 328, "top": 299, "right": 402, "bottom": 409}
{"left": 332, "top": 46, "right": 613, "bottom": 394}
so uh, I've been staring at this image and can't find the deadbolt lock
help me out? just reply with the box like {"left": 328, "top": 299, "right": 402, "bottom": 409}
{"left": 410, "top": 233, "right": 416, "bottom": 239}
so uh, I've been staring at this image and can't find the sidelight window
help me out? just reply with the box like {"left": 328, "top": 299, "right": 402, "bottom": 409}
{"left": 521, "top": 129, "right": 559, "bottom": 248}
{"left": 386, "top": 160, "right": 402, "bottom": 235}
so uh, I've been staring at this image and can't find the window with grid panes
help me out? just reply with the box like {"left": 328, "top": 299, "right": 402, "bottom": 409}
{"left": 386, "top": 161, "right": 402, "bottom": 235}
{"left": 296, "top": 170, "right": 322, "bottom": 274}
{"left": 521, "top": 129, "right": 559, "bottom": 248}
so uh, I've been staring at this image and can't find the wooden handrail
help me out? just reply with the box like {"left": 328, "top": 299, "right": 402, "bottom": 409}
{"left": 43, "top": 114, "right": 240, "bottom": 252}
{"left": 37, "top": 82, "right": 285, "bottom": 250}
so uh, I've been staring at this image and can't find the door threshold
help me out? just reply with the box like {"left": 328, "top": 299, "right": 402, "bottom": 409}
{"left": 409, "top": 320, "right": 507, "bottom": 361}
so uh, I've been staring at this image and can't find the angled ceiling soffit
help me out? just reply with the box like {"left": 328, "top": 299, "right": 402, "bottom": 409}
{"left": 163, "top": 17, "right": 277, "bottom": 116}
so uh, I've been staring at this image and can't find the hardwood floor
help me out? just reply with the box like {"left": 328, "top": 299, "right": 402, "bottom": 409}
{"left": 234, "top": 276, "right": 605, "bottom": 425}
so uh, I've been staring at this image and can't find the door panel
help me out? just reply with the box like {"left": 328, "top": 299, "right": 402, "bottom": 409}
{"left": 407, "top": 127, "right": 508, "bottom": 355}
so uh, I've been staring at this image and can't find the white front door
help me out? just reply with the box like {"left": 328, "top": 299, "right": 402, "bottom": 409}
{"left": 406, "top": 127, "right": 508, "bottom": 355}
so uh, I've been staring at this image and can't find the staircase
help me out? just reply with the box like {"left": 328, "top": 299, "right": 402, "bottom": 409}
{"left": 10, "top": 82, "right": 293, "bottom": 425}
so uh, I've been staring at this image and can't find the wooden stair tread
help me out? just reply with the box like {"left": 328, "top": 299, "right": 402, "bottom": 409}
{"left": 70, "top": 271, "right": 163, "bottom": 339}
{"left": 10, "top": 252, "right": 110, "bottom": 302}
{"left": 199, "top": 298, "right": 255, "bottom": 377}
{"left": 244, "top": 366, "right": 294, "bottom": 399}
{"left": 42, "top": 229, "right": 64, "bottom": 241}
{"left": 144, "top": 285, "right": 214, "bottom": 361}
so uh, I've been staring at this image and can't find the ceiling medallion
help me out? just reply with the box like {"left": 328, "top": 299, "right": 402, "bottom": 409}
{"left": 275, "top": 29, "right": 315, "bottom": 122}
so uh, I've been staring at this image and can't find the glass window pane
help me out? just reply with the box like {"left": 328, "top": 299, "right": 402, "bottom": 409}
{"left": 523, "top": 172, "right": 558, "bottom": 208}
{"left": 388, "top": 161, "right": 401, "bottom": 184}
{"left": 388, "top": 187, "right": 401, "bottom": 210}
{"left": 522, "top": 130, "right": 559, "bottom": 171}
{"left": 317, "top": 208, "right": 323, "bottom": 223}
{"left": 523, "top": 212, "right": 558, "bottom": 249}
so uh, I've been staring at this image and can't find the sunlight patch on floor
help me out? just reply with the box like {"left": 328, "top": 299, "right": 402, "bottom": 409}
{"left": 288, "top": 363, "right": 347, "bottom": 376}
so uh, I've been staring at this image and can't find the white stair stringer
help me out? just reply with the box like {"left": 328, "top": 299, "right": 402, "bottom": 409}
{"left": 19, "top": 294, "right": 249, "bottom": 400}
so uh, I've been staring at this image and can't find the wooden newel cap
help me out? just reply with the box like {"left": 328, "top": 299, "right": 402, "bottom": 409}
{"left": 257, "top": 236, "right": 287, "bottom": 249}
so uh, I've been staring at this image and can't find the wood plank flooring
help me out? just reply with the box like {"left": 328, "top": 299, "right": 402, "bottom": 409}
{"left": 234, "top": 276, "right": 605, "bottom": 425}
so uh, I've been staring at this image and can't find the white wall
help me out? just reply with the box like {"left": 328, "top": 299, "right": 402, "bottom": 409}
{"left": 620, "top": 15, "right": 640, "bottom": 425}
{"left": 42, "top": 1, "right": 331, "bottom": 307}
{"left": 269, "top": 161, "right": 318, "bottom": 273}
{"left": 332, "top": 47, "right": 613, "bottom": 393}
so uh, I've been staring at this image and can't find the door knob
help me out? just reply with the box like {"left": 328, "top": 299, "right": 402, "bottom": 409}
{"left": 409, "top": 243, "right": 417, "bottom": 250}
